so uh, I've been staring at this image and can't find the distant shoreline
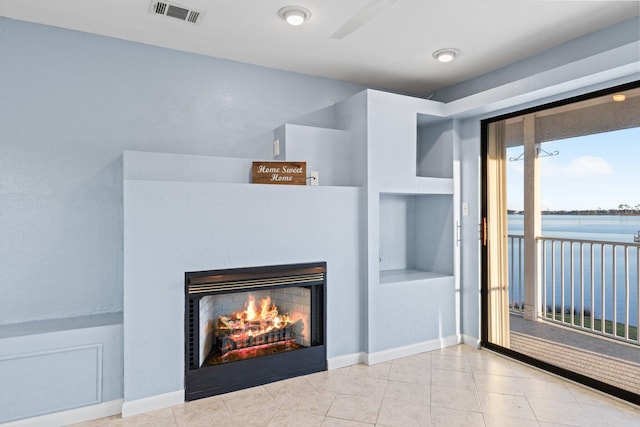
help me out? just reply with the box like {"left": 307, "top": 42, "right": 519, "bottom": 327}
{"left": 508, "top": 210, "right": 640, "bottom": 216}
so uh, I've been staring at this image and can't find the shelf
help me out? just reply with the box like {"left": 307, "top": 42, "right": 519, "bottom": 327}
{"left": 416, "top": 117, "right": 453, "bottom": 179}
{"left": 380, "top": 268, "right": 452, "bottom": 284}
{"left": 379, "top": 193, "right": 453, "bottom": 277}
{"left": 0, "top": 312, "right": 123, "bottom": 339}
{"left": 378, "top": 177, "right": 453, "bottom": 195}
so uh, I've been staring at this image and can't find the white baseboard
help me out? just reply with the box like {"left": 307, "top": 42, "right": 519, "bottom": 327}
{"left": 0, "top": 399, "right": 122, "bottom": 427}
{"left": 462, "top": 334, "right": 481, "bottom": 349}
{"left": 121, "top": 390, "right": 184, "bottom": 418}
{"left": 327, "top": 352, "right": 366, "bottom": 370}
{"left": 366, "top": 335, "right": 460, "bottom": 365}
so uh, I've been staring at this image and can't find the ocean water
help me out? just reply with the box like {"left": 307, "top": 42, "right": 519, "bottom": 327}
{"left": 508, "top": 214, "right": 640, "bottom": 243}
{"left": 508, "top": 215, "right": 640, "bottom": 328}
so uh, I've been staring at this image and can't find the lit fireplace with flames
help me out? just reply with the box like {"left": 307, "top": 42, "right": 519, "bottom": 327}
{"left": 204, "top": 294, "right": 306, "bottom": 365}
{"left": 185, "top": 262, "right": 326, "bottom": 400}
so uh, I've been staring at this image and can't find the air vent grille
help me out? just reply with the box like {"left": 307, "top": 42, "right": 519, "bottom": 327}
{"left": 154, "top": 2, "right": 167, "bottom": 14}
{"left": 150, "top": 1, "right": 205, "bottom": 25}
{"left": 187, "top": 11, "right": 200, "bottom": 24}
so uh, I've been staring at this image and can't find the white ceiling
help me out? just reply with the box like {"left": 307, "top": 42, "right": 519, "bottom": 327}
{"left": 1, "top": 0, "right": 638, "bottom": 97}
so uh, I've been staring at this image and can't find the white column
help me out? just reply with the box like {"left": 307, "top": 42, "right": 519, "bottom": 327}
{"left": 523, "top": 114, "right": 541, "bottom": 321}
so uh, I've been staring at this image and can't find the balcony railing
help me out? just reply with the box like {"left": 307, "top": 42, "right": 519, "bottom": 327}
{"left": 508, "top": 234, "right": 639, "bottom": 345}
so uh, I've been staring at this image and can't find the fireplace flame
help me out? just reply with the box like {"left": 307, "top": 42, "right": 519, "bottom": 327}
{"left": 213, "top": 293, "right": 308, "bottom": 364}
{"left": 245, "top": 297, "right": 257, "bottom": 321}
{"left": 217, "top": 294, "right": 297, "bottom": 346}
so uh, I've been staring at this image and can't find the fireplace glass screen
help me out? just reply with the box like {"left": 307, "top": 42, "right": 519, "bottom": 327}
{"left": 185, "top": 262, "right": 326, "bottom": 400}
{"left": 199, "top": 287, "right": 311, "bottom": 366}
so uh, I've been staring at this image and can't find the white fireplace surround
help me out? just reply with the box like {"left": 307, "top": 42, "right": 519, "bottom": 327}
{"left": 121, "top": 150, "right": 368, "bottom": 414}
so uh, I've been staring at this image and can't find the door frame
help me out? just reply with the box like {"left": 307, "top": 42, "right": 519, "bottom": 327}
{"left": 479, "top": 80, "right": 640, "bottom": 405}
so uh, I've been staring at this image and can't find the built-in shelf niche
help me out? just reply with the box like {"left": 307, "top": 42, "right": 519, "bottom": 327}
{"left": 274, "top": 124, "right": 351, "bottom": 186}
{"left": 416, "top": 116, "right": 453, "bottom": 179}
{"left": 379, "top": 192, "right": 453, "bottom": 284}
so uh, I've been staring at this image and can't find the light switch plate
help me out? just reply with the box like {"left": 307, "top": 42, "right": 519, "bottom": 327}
{"left": 273, "top": 139, "right": 280, "bottom": 157}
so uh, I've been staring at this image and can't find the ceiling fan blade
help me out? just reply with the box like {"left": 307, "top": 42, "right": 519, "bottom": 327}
{"left": 330, "top": 0, "right": 398, "bottom": 40}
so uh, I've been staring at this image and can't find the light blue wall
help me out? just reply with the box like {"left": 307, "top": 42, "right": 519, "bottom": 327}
{"left": 0, "top": 17, "right": 365, "bottom": 325}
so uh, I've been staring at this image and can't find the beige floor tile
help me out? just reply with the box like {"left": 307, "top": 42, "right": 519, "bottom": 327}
{"left": 376, "top": 399, "right": 430, "bottom": 426}
{"left": 203, "top": 407, "right": 278, "bottom": 427}
{"left": 473, "top": 372, "right": 525, "bottom": 395}
{"left": 175, "top": 396, "right": 229, "bottom": 416}
{"left": 526, "top": 397, "right": 589, "bottom": 426}
{"left": 507, "top": 361, "right": 550, "bottom": 379}
{"left": 266, "top": 408, "right": 325, "bottom": 427}
{"left": 483, "top": 413, "right": 541, "bottom": 427}
{"left": 348, "top": 362, "right": 392, "bottom": 379}
{"left": 306, "top": 369, "right": 354, "bottom": 393}
{"left": 538, "top": 423, "right": 578, "bottom": 427}
{"left": 383, "top": 380, "right": 430, "bottom": 403}
{"left": 478, "top": 391, "right": 536, "bottom": 420}
{"left": 582, "top": 402, "right": 640, "bottom": 427}
{"left": 218, "top": 384, "right": 272, "bottom": 401}
{"left": 469, "top": 357, "right": 516, "bottom": 377}
{"left": 431, "top": 368, "right": 476, "bottom": 390}
{"left": 72, "top": 414, "right": 178, "bottom": 427}
{"left": 519, "top": 378, "right": 577, "bottom": 402}
{"left": 331, "top": 375, "right": 388, "bottom": 399}
{"left": 265, "top": 375, "right": 317, "bottom": 397}
{"left": 272, "top": 389, "right": 336, "bottom": 416}
{"left": 143, "top": 407, "right": 176, "bottom": 420}
{"left": 431, "top": 354, "right": 472, "bottom": 372}
{"left": 391, "top": 352, "right": 431, "bottom": 368}
{"left": 59, "top": 345, "right": 639, "bottom": 427}
{"left": 388, "top": 363, "right": 430, "bottom": 384}
{"left": 565, "top": 383, "right": 639, "bottom": 411}
{"left": 321, "top": 417, "right": 374, "bottom": 426}
{"left": 430, "top": 385, "right": 481, "bottom": 412}
{"left": 172, "top": 399, "right": 232, "bottom": 426}
{"left": 223, "top": 387, "right": 280, "bottom": 414}
{"left": 431, "top": 345, "right": 475, "bottom": 358}
{"left": 430, "top": 406, "right": 485, "bottom": 427}
{"left": 326, "top": 394, "right": 382, "bottom": 424}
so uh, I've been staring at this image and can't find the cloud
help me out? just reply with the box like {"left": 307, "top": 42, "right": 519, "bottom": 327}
{"left": 563, "top": 156, "right": 613, "bottom": 176}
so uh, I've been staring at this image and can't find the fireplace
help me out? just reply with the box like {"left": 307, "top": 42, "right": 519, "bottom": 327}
{"left": 184, "top": 262, "right": 326, "bottom": 401}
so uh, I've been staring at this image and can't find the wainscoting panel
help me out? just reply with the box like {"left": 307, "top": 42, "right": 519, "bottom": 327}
{"left": 0, "top": 344, "right": 102, "bottom": 423}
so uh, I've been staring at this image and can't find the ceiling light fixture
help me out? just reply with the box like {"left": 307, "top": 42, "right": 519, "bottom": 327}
{"left": 612, "top": 94, "right": 626, "bottom": 102}
{"left": 278, "top": 6, "right": 311, "bottom": 26}
{"left": 432, "top": 48, "right": 460, "bottom": 63}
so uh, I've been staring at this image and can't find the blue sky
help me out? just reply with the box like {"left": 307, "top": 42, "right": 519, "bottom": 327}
{"left": 507, "top": 126, "right": 640, "bottom": 211}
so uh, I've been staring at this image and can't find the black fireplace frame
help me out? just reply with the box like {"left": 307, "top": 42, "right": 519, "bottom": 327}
{"left": 184, "top": 261, "right": 327, "bottom": 401}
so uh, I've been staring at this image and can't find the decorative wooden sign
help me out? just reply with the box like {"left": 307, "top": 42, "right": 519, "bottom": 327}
{"left": 252, "top": 161, "right": 307, "bottom": 185}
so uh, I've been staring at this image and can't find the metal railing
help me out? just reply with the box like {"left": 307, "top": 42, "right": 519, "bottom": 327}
{"left": 508, "top": 234, "right": 640, "bottom": 345}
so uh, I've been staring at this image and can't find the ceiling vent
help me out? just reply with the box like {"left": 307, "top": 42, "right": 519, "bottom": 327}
{"left": 149, "top": 1, "right": 205, "bottom": 25}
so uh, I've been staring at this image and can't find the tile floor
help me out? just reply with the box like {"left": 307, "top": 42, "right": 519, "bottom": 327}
{"left": 72, "top": 345, "right": 640, "bottom": 427}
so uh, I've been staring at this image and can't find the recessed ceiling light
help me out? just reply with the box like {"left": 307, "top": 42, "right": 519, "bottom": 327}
{"left": 612, "top": 94, "right": 626, "bottom": 102}
{"left": 432, "top": 48, "right": 460, "bottom": 63}
{"left": 278, "top": 6, "right": 311, "bottom": 26}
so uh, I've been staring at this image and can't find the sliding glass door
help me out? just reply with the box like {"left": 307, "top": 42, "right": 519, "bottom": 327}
{"left": 481, "top": 81, "right": 640, "bottom": 404}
